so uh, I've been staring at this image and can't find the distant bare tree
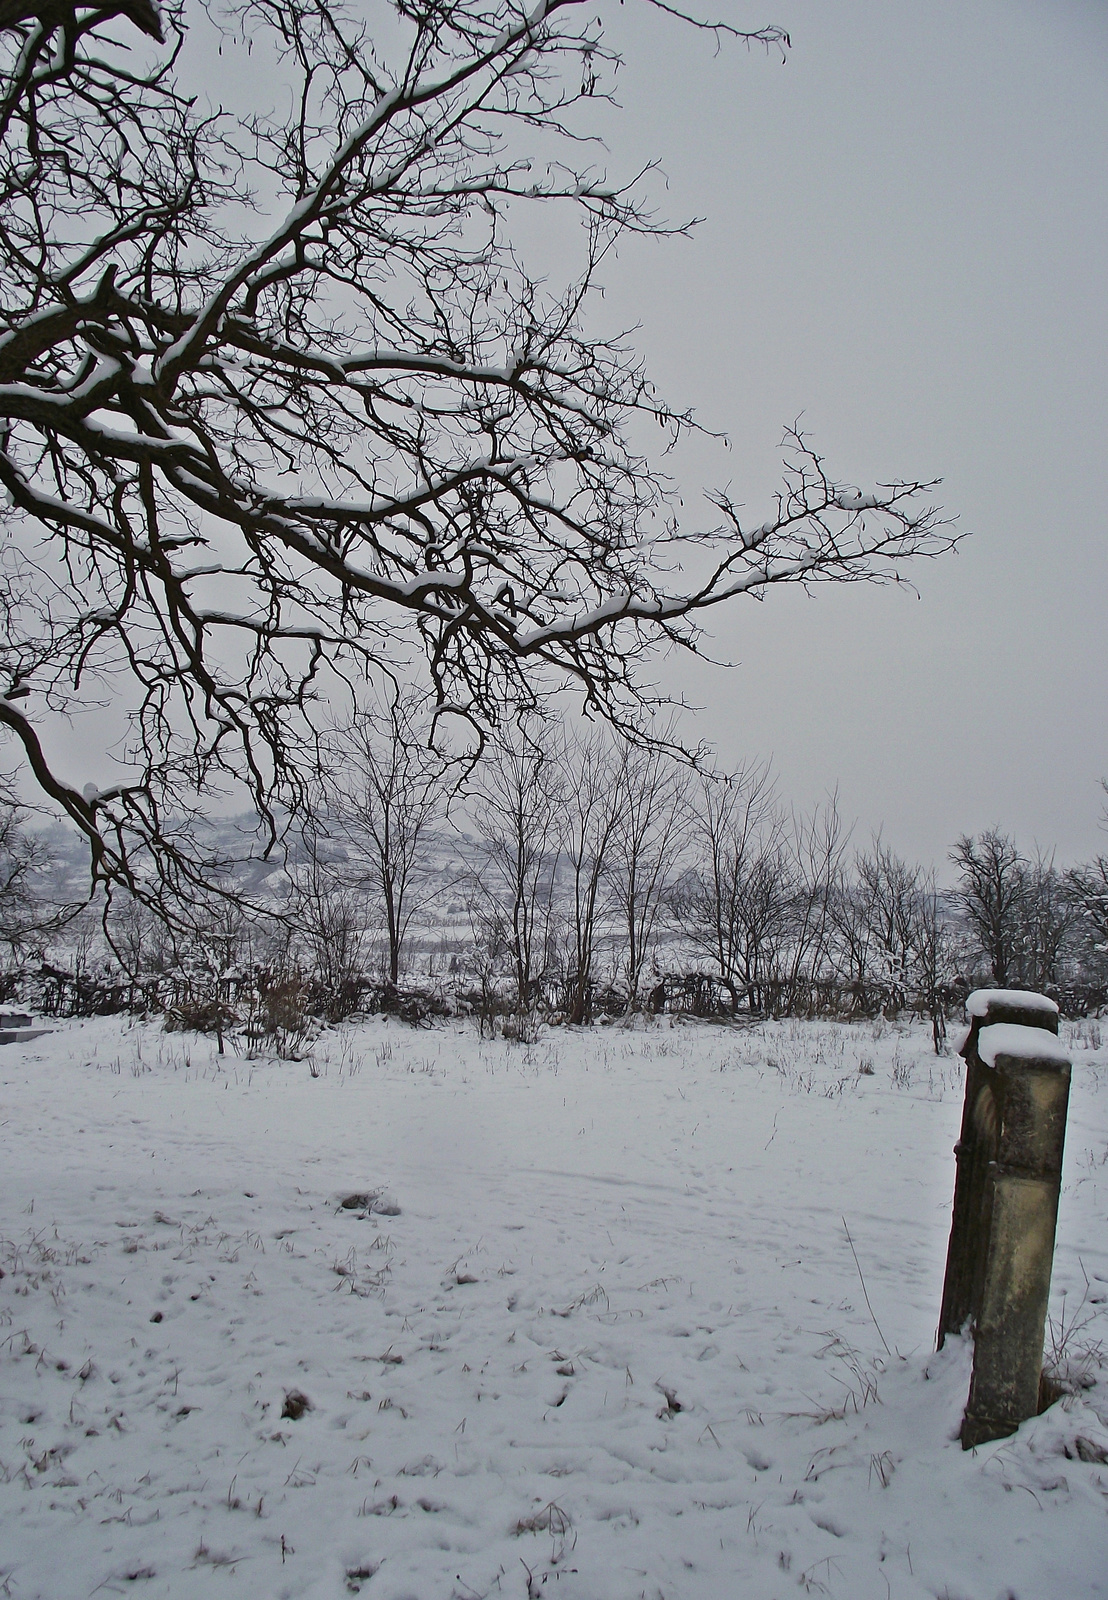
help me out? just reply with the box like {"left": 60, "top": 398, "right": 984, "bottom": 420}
{"left": 180, "top": 892, "right": 260, "bottom": 988}
{"left": 466, "top": 729, "right": 563, "bottom": 1032}
{"left": 1018, "top": 853, "right": 1075, "bottom": 993}
{"left": 783, "top": 794, "right": 850, "bottom": 1012}
{"left": 607, "top": 746, "right": 690, "bottom": 1007}
{"left": 0, "top": 783, "right": 70, "bottom": 965}
{"left": 464, "top": 885, "right": 511, "bottom": 1039}
{"left": 668, "top": 762, "right": 780, "bottom": 1011}
{"left": 291, "top": 825, "right": 368, "bottom": 1019}
{"left": 733, "top": 842, "right": 796, "bottom": 1013}
{"left": 951, "top": 829, "right": 1028, "bottom": 987}
{"left": 0, "top": 791, "right": 41, "bottom": 954}
{"left": 1067, "top": 851, "right": 1108, "bottom": 947}
{"left": 1066, "top": 854, "right": 1108, "bottom": 990}
{"left": 103, "top": 892, "right": 172, "bottom": 999}
{"left": 850, "top": 837, "right": 922, "bottom": 1013}
{"left": 911, "top": 877, "right": 955, "bottom": 1054}
{"left": 828, "top": 870, "right": 873, "bottom": 1011}
{"left": 1063, "top": 781, "right": 1108, "bottom": 985}
{"left": 557, "top": 730, "right": 623, "bottom": 1024}
{"left": 331, "top": 692, "right": 447, "bottom": 988}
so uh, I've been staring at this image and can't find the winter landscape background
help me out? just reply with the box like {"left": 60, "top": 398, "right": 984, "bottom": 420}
{"left": 1, "top": 0, "right": 1107, "bottom": 1595}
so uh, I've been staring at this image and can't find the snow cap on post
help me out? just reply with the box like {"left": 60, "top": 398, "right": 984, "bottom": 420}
{"left": 965, "top": 988, "right": 1060, "bottom": 1021}
{"left": 960, "top": 987, "right": 1059, "bottom": 1066}
{"left": 976, "top": 1023, "right": 1069, "bottom": 1070}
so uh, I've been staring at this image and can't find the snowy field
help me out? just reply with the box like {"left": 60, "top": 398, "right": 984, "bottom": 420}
{"left": 1, "top": 1014, "right": 1105, "bottom": 1600}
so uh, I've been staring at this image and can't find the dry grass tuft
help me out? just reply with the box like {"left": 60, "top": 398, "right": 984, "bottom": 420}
{"left": 281, "top": 1389, "right": 312, "bottom": 1421}
{"left": 512, "top": 1500, "right": 572, "bottom": 1539}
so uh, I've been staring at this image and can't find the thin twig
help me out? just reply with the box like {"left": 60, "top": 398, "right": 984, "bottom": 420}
{"left": 842, "top": 1216, "right": 892, "bottom": 1357}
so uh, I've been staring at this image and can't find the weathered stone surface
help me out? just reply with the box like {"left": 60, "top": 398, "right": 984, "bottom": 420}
{"left": 938, "top": 990, "right": 1071, "bottom": 1448}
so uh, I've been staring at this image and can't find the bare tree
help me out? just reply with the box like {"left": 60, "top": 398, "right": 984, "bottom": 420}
{"left": 330, "top": 691, "right": 447, "bottom": 988}
{"left": 910, "top": 876, "right": 954, "bottom": 1054}
{"left": 607, "top": 744, "right": 689, "bottom": 1007}
{"left": 0, "top": 785, "right": 59, "bottom": 962}
{"left": 0, "top": 0, "right": 952, "bottom": 906}
{"left": 556, "top": 728, "right": 622, "bottom": 1024}
{"left": 827, "top": 867, "right": 873, "bottom": 1011}
{"left": 464, "top": 883, "right": 511, "bottom": 1039}
{"left": 1064, "top": 781, "right": 1108, "bottom": 986}
{"left": 732, "top": 840, "right": 796, "bottom": 1014}
{"left": 290, "top": 823, "right": 368, "bottom": 1018}
{"left": 668, "top": 761, "right": 780, "bottom": 1011}
{"left": 465, "top": 727, "right": 562, "bottom": 1031}
{"left": 951, "top": 829, "right": 1027, "bottom": 988}
{"left": 781, "top": 793, "right": 850, "bottom": 1013}
{"left": 849, "top": 836, "right": 922, "bottom": 1014}
{"left": 103, "top": 891, "right": 171, "bottom": 999}
{"left": 177, "top": 890, "right": 261, "bottom": 990}
{"left": 832, "top": 837, "right": 958, "bottom": 1045}
{"left": 1018, "top": 852, "right": 1075, "bottom": 993}
{"left": 1066, "top": 854, "right": 1108, "bottom": 983}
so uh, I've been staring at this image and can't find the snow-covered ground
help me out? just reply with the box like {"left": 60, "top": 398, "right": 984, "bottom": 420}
{"left": 1, "top": 1014, "right": 1105, "bottom": 1600}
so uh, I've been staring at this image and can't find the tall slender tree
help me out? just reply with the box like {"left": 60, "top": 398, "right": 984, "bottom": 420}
{"left": 331, "top": 692, "right": 447, "bottom": 988}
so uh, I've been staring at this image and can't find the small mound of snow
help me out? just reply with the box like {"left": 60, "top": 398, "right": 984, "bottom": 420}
{"left": 967, "top": 988, "right": 1059, "bottom": 1019}
{"left": 977, "top": 1022, "right": 1070, "bottom": 1068}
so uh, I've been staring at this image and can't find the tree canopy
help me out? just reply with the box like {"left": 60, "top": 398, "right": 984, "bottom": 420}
{"left": 0, "top": 0, "right": 951, "bottom": 906}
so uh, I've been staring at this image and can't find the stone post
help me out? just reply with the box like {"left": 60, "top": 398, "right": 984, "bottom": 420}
{"left": 937, "top": 989, "right": 1071, "bottom": 1449}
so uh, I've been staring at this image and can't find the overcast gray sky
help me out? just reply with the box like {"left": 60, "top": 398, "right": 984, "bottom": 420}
{"left": 586, "top": 0, "right": 1108, "bottom": 872}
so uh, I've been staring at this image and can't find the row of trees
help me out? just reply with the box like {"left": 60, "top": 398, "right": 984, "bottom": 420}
{"left": 438, "top": 730, "right": 1107, "bottom": 1045}
{"left": 3, "top": 704, "right": 1107, "bottom": 1046}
